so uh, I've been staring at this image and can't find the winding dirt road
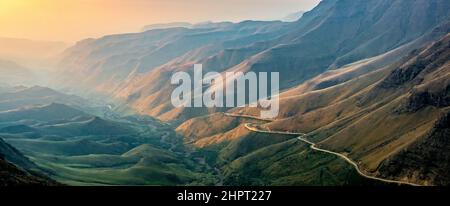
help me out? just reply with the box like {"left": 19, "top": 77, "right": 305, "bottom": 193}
{"left": 231, "top": 114, "right": 422, "bottom": 186}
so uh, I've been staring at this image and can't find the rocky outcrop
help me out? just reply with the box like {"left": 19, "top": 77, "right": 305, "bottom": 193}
{"left": 380, "top": 34, "right": 450, "bottom": 89}
{"left": 404, "top": 85, "right": 450, "bottom": 112}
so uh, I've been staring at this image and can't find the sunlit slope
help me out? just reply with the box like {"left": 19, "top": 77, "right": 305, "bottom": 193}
{"left": 223, "top": 139, "right": 382, "bottom": 186}
{"left": 233, "top": 34, "right": 450, "bottom": 185}
{"left": 117, "top": 0, "right": 450, "bottom": 122}
{"left": 176, "top": 32, "right": 450, "bottom": 185}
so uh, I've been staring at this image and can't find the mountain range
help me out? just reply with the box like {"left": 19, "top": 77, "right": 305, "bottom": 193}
{"left": 108, "top": 0, "right": 450, "bottom": 123}
{"left": 1, "top": 0, "right": 450, "bottom": 186}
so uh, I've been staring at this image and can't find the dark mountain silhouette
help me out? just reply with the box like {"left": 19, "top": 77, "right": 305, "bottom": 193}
{"left": 0, "top": 137, "right": 58, "bottom": 186}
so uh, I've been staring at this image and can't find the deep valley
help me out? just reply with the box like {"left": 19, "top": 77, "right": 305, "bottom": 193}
{"left": 1, "top": 0, "right": 450, "bottom": 186}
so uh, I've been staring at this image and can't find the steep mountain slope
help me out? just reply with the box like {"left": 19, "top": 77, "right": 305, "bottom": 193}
{"left": 0, "top": 137, "right": 38, "bottom": 170}
{"left": 53, "top": 1, "right": 450, "bottom": 122}
{"left": 222, "top": 33, "right": 450, "bottom": 186}
{"left": 368, "top": 34, "right": 450, "bottom": 185}
{"left": 56, "top": 20, "right": 291, "bottom": 94}
{"left": 115, "top": 0, "right": 450, "bottom": 122}
{"left": 0, "top": 157, "right": 57, "bottom": 186}
{"left": 229, "top": 0, "right": 450, "bottom": 88}
{"left": 0, "top": 138, "right": 58, "bottom": 186}
{"left": 378, "top": 111, "right": 450, "bottom": 185}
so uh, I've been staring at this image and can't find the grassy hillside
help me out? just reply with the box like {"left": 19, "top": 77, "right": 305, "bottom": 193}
{"left": 0, "top": 137, "right": 59, "bottom": 186}
{"left": 0, "top": 92, "right": 218, "bottom": 185}
{"left": 175, "top": 33, "right": 450, "bottom": 186}
{"left": 223, "top": 139, "right": 382, "bottom": 186}
{"left": 28, "top": 144, "right": 216, "bottom": 186}
{"left": 222, "top": 33, "right": 450, "bottom": 185}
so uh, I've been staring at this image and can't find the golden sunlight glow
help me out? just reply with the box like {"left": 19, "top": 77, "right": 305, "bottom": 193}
{"left": 0, "top": 0, "right": 26, "bottom": 14}
{"left": 0, "top": 0, "right": 320, "bottom": 43}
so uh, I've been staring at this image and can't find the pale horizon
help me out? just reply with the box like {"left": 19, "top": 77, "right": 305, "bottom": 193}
{"left": 0, "top": 0, "right": 320, "bottom": 43}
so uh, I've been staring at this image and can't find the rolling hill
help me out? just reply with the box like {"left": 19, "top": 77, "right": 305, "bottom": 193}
{"left": 0, "top": 103, "right": 88, "bottom": 122}
{"left": 0, "top": 85, "right": 89, "bottom": 112}
{"left": 0, "top": 88, "right": 215, "bottom": 185}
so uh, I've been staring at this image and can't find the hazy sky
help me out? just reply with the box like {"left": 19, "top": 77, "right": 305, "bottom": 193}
{"left": 0, "top": 0, "right": 320, "bottom": 43}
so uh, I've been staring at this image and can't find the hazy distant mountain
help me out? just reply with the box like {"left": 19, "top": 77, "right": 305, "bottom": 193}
{"left": 0, "top": 86, "right": 88, "bottom": 112}
{"left": 0, "top": 103, "right": 88, "bottom": 122}
{"left": 375, "top": 34, "right": 450, "bottom": 185}
{"left": 191, "top": 21, "right": 234, "bottom": 29}
{"left": 282, "top": 11, "right": 304, "bottom": 22}
{"left": 141, "top": 22, "right": 193, "bottom": 31}
{"left": 55, "top": 0, "right": 450, "bottom": 132}
{"left": 111, "top": 0, "right": 450, "bottom": 122}
{"left": 0, "top": 59, "right": 36, "bottom": 86}
{"left": 55, "top": 20, "right": 291, "bottom": 95}
{"left": 0, "top": 37, "right": 66, "bottom": 68}
{"left": 141, "top": 21, "right": 235, "bottom": 32}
